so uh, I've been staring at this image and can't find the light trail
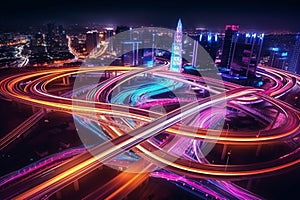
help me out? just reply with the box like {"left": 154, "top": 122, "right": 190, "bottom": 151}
{"left": 1, "top": 67, "right": 299, "bottom": 145}
{"left": 1, "top": 65, "right": 300, "bottom": 199}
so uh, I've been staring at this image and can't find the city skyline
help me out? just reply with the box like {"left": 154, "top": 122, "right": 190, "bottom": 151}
{"left": 1, "top": 2, "right": 300, "bottom": 199}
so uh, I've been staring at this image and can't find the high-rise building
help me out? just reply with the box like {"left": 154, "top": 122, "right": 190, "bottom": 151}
{"left": 141, "top": 30, "right": 156, "bottom": 67}
{"left": 289, "top": 35, "right": 300, "bottom": 73}
{"left": 46, "top": 23, "right": 55, "bottom": 47}
{"left": 187, "top": 29, "right": 222, "bottom": 66}
{"left": 114, "top": 26, "right": 130, "bottom": 53}
{"left": 261, "top": 33, "right": 297, "bottom": 72}
{"left": 45, "top": 23, "right": 68, "bottom": 52}
{"left": 230, "top": 32, "right": 264, "bottom": 77}
{"left": 121, "top": 41, "right": 143, "bottom": 66}
{"left": 220, "top": 25, "right": 239, "bottom": 68}
{"left": 30, "top": 32, "right": 46, "bottom": 53}
{"left": 86, "top": 30, "right": 99, "bottom": 54}
{"left": 105, "top": 28, "right": 114, "bottom": 52}
{"left": 220, "top": 25, "right": 263, "bottom": 77}
{"left": 269, "top": 50, "right": 288, "bottom": 70}
{"left": 57, "top": 25, "right": 67, "bottom": 47}
{"left": 170, "top": 19, "right": 183, "bottom": 72}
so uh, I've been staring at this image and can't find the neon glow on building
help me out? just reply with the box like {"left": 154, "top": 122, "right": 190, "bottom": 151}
{"left": 170, "top": 19, "right": 183, "bottom": 72}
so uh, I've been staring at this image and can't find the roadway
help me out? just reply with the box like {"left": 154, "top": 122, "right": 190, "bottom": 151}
{"left": 0, "top": 64, "right": 300, "bottom": 199}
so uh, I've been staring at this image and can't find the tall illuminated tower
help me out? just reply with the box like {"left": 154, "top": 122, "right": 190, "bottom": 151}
{"left": 170, "top": 19, "right": 183, "bottom": 72}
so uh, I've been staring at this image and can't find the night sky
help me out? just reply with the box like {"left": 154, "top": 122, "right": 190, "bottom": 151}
{"left": 0, "top": 0, "right": 299, "bottom": 32}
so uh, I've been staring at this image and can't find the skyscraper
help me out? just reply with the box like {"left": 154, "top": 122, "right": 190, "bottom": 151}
{"left": 170, "top": 19, "right": 183, "bottom": 72}
{"left": 105, "top": 28, "right": 114, "bottom": 52}
{"left": 114, "top": 26, "right": 130, "bottom": 54}
{"left": 220, "top": 25, "right": 239, "bottom": 68}
{"left": 289, "top": 35, "right": 300, "bottom": 73}
{"left": 230, "top": 32, "right": 264, "bottom": 77}
{"left": 46, "top": 23, "right": 55, "bottom": 47}
{"left": 86, "top": 30, "right": 99, "bottom": 54}
{"left": 121, "top": 41, "right": 142, "bottom": 66}
{"left": 262, "top": 33, "right": 297, "bottom": 72}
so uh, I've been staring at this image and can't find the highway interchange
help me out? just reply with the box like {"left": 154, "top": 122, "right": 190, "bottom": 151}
{"left": 0, "top": 63, "right": 300, "bottom": 199}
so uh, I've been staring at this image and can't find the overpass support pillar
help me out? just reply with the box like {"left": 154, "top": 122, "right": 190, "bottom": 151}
{"left": 42, "top": 108, "right": 48, "bottom": 114}
{"left": 105, "top": 71, "right": 112, "bottom": 78}
{"left": 256, "top": 144, "right": 262, "bottom": 156}
{"left": 73, "top": 179, "right": 80, "bottom": 191}
{"left": 55, "top": 191, "right": 62, "bottom": 199}
{"left": 32, "top": 106, "right": 39, "bottom": 114}
{"left": 221, "top": 144, "right": 227, "bottom": 160}
{"left": 246, "top": 179, "right": 253, "bottom": 190}
{"left": 62, "top": 76, "right": 70, "bottom": 85}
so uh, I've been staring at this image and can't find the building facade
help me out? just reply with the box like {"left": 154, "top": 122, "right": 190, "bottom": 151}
{"left": 170, "top": 19, "right": 183, "bottom": 72}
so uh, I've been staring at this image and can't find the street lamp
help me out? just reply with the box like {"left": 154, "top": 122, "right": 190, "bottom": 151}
{"left": 256, "top": 129, "right": 262, "bottom": 156}
{"left": 256, "top": 130, "right": 261, "bottom": 138}
{"left": 225, "top": 150, "right": 232, "bottom": 172}
{"left": 221, "top": 123, "right": 230, "bottom": 160}
{"left": 226, "top": 123, "right": 229, "bottom": 136}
